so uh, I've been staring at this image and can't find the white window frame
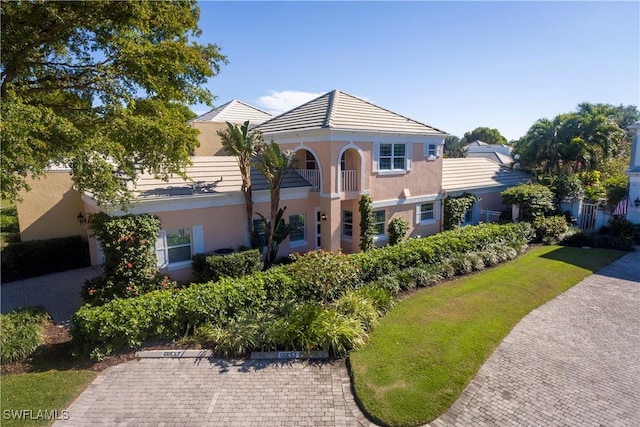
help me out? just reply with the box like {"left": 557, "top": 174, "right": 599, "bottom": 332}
{"left": 373, "top": 209, "right": 386, "bottom": 239}
{"left": 342, "top": 210, "right": 353, "bottom": 238}
{"left": 423, "top": 142, "right": 441, "bottom": 160}
{"left": 156, "top": 225, "right": 204, "bottom": 271}
{"left": 416, "top": 202, "right": 440, "bottom": 225}
{"left": 374, "top": 143, "right": 412, "bottom": 174}
{"left": 288, "top": 214, "right": 307, "bottom": 248}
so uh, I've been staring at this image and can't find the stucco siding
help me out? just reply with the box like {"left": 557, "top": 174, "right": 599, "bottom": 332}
{"left": 18, "top": 172, "right": 88, "bottom": 241}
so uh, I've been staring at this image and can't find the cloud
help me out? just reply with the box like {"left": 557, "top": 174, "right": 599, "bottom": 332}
{"left": 256, "top": 90, "right": 323, "bottom": 114}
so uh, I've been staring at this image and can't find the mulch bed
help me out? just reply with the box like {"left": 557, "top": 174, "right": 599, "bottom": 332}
{"left": 1, "top": 321, "right": 194, "bottom": 376}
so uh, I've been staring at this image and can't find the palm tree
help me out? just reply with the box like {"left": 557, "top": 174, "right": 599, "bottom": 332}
{"left": 444, "top": 135, "right": 466, "bottom": 158}
{"left": 253, "top": 141, "right": 296, "bottom": 266}
{"left": 217, "top": 120, "right": 264, "bottom": 247}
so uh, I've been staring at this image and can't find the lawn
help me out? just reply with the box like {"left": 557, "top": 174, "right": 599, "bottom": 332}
{"left": 1, "top": 371, "right": 97, "bottom": 427}
{"left": 349, "top": 245, "right": 625, "bottom": 427}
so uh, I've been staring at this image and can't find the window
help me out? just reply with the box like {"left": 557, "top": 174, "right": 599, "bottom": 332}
{"left": 340, "top": 152, "right": 346, "bottom": 171}
{"left": 464, "top": 207, "right": 474, "bottom": 224}
{"left": 289, "top": 214, "right": 306, "bottom": 242}
{"left": 379, "top": 143, "right": 406, "bottom": 170}
{"left": 343, "top": 210, "right": 353, "bottom": 237}
{"left": 373, "top": 210, "right": 386, "bottom": 236}
{"left": 252, "top": 219, "right": 268, "bottom": 247}
{"left": 156, "top": 225, "right": 204, "bottom": 270}
{"left": 428, "top": 144, "right": 437, "bottom": 158}
{"left": 167, "top": 228, "right": 192, "bottom": 263}
{"left": 306, "top": 151, "right": 316, "bottom": 170}
{"left": 419, "top": 203, "right": 435, "bottom": 222}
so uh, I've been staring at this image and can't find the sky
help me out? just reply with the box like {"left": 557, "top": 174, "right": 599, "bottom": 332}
{"left": 190, "top": 1, "right": 640, "bottom": 141}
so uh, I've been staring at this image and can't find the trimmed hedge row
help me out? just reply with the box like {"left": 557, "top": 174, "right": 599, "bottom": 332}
{"left": 72, "top": 223, "right": 533, "bottom": 358}
{"left": 192, "top": 249, "right": 263, "bottom": 283}
{"left": 1, "top": 235, "right": 90, "bottom": 283}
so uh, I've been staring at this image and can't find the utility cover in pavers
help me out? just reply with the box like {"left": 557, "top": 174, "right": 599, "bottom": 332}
{"left": 135, "top": 349, "right": 213, "bottom": 358}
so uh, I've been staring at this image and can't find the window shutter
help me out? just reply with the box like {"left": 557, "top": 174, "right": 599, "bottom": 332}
{"left": 435, "top": 201, "right": 441, "bottom": 220}
{"left": 416, "top": 205, "right": 421, "bottom": 224}
{"left": 406, "top": 143, "right": 412, "bottom": 171}
{"left": 155, "top": 230, "right": 167, "bottom": 269}
{"left": 192, "top": 225, "right": 205, "bottom": 254}
{"left": 373, "top": 143, "right": 379, "bottom": 172}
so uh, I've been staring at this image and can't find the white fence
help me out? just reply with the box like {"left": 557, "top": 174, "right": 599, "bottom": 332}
{"left": 480, "top": 209, "right": 502, "bottom": 223}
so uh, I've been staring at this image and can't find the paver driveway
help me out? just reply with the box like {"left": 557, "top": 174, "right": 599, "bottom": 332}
{"left": 429, "top": 248, "right": 640, "bottom": 427}
{"left": 53, "top": 358, "right": 368, "bottom": 427}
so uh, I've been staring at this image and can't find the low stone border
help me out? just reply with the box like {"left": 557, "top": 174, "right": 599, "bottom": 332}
{"left": 135, "top": 349, "right": 213, "bottom": 359}
{"left": 250, "top": 350, "right": 329, "bottom": 360}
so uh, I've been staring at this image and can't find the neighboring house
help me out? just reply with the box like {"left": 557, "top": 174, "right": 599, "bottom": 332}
{"left": 464, "top": 140, "right": 514, "bottom": 165}
{"left": 442, "top": 158, "right": 533, "bottom": 224}
{"left": 16, "top": 89, "right": 535, "bottom": 282}
{"left": 626, "top": 121, "right": 640, "bottom": 224}
{"left": 189, "top": 99, "right": 273, "bottom": 156}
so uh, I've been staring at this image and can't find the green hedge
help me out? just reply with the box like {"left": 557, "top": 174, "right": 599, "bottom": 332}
{"left": 72, "top": 222, "right": 534, "bottom": 358}
{"left": 1, "top": 235, "right": 90, "bottom": 283}
{"left": 192, "top": 249, "right": 263, "bottom": 283}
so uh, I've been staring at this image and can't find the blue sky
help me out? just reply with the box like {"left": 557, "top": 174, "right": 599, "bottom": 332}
{"left": 191, "top": 1, "right": 640, "bottom": 141}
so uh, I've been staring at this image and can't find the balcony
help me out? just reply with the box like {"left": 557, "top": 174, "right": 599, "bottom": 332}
{"left": 341, "top": 170, "right": 358, "bottom": 192}
{"left": 295, "top": 169, "right": 320, "bottom": 191}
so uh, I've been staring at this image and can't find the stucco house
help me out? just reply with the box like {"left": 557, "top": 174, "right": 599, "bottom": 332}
{"left": 16, "top": 89, "right": 532, "bottom": 282}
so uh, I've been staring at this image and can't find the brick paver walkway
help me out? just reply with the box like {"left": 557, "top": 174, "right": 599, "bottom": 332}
{"left": 429, "top": 249, "right": 640, "bottom": 427}
{"left": 54, "top": 359, "right": 368, "bottom": 427}
{"left": 1, "top": 266, "right": 101, "bottom": 325}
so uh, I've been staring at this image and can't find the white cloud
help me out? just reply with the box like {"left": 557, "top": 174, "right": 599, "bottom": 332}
{"left": 256, "top": 90, "right": 323, "bottom": 114}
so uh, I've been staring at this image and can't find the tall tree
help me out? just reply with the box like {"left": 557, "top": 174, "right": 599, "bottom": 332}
{"left": 1, "top": 1, "right": 227, "bottom": 204}
{"left": 443, "top": 135, "right": 466, "bottom": 158}
{"left": 461, "top": 127, "right": 508, "bottom": 145}
{"left": 217, "top": 121, "right": 265, "bottom": 247}
{"left": 514, "top": 103, "right": 637, "bottom": 176}
{"left": 253, "top": 142, "right": 296, "bottom": 267}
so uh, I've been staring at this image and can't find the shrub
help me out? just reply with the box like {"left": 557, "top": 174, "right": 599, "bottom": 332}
{"left": 333, "top": 292, "right": 379, "bottom": 331}
{"left": 561, "top": 230, "right": 634, "bottom": 251}
{"left": 466, "top": 252, "right": 486, "bottom": 271}
{"left": 82, "top": 213, "right": 178, "bottom": 305}
{"left": 370, "top": 274, "right": 402, "bottom": 295}
{"left": 450, "top": 255, "right": 474, "bottom": 275}
{"left": 350, "top": 286, "right": 395, "bottom": 316}
{"left": 443, "top": 193, "right": 476, "bottom": 230}
{"left": 359, "top": 195, "right": 375, "bottom": 251}
{"left": 1, "top": 236, "right": 90, "bottom": 282}
{"left": 502, "top": 183, "right": 555, "bottom": 221}
{"left": 1, "top": 307, "right": 49, "bottom": 363}
{"left": 387, "top": 217, "right": 410, "bottom": 245}
{"left": 286, "top": 250, "right": 362, "bottom": 305}
{"left": 192, "top": 249, "right": 263, "bottom": 283}
{"left": 0, "top": 206, "right": 19, "bottom": 233}
{"left": 602, "top": 218, "right": 640, "bottom": 244}
{"left": 532, "top": 215, "right": 570, "bottom": 244}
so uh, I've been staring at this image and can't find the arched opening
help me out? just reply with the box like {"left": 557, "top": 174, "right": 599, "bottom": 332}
{"left": 339, "top": 148, "right": 360, "bottom": 192}
{"left": 294, "top": 148, "right": 321, "bottom": 191}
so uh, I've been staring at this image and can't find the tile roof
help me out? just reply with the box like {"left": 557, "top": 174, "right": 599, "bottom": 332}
{"left": 192, "top": 100, "right": 272, "bottom": 125}
{"left": 255, "top": 90, "right": 447, "bottom": 135}
{"left": 442, "top": 158, "right": 533, "bottom": 193}
{"left": 132, "top": 157, "right": 311, "bottom": 199}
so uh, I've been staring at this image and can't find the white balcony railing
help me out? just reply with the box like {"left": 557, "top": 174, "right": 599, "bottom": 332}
{"left": 480, "top": 209, "right": 502, "bottom": 223}
{"left": 341, "top": 170, "right": 358, "bottom": 192}
{"left": 295, "top": 169, "right": 320, "bottom": 191}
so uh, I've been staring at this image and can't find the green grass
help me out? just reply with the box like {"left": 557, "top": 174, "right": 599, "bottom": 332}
{"left": 349, "top": 246, "right": 625, "bottom": 427}
{"left": 1, "top": 371, "right": 97, "bottom": 427}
